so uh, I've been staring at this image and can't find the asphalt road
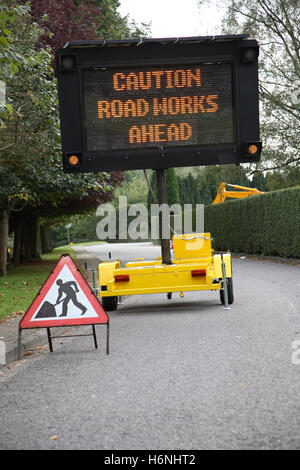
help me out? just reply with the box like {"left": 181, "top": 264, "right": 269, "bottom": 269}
{"left": 75, "top": 241, "right": 162, "bottom": 269}
{"left": 0, "top": 243, "right": 300, "bottom": 450}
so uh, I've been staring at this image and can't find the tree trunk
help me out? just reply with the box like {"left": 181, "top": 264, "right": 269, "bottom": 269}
{"left": 0, "top": 207, "right": 9, "bottom": 276}
{"left": 40, "top": 224, "right": 52, "bottom": 253}
{"left": 36, "top": 222, "right": 42, "bottom": 258}
{"left": 30, "top": 214, "right": 41, "bottom": 259}
{"left": 20, "top": 214, "right": 31, "bottom": 261}
{"left": 12, "top": 212, "right": 23, "bottom": 266}
{"left": 20, "top": 210, "right": 41, "bottom": 261}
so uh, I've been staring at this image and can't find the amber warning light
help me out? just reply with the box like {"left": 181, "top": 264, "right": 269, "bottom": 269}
{"left": 248, "top": 145, "right": 258, "bottom": 155}
{"left": 69, "top": 155, "right": 79, "bottom": 165}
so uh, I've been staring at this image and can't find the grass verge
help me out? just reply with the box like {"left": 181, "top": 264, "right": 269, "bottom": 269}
{"left": 0, "top": 246, "right": 81, "bottom": 323}
{"left": 57, "top": 241, "right": 105, "bottom": 248}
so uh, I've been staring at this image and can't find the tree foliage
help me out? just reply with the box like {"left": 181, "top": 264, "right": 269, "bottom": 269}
{"left": 147, "top": 168, "right": 180, "bottom": 209}
{"left": 1, "top": 0, "right": 148, "bottom": 274}
{"left": 29, "top": 0, "right": 101, "bottom": 69}
{"left": 0, "top": 3, "right": 30, "bottom": 120}
{"left": 29, "top": 0, "right": 150, "bottom": 70}
{"left": 91, "top": 0, "right": 151, "bottom": 39}
{"left": 194, "top": 165, "right": 258, "bottom": 205}
{"left": 0, "top": 0, "right": 150, "bottom": 275}
{"left": 179, "top": 173, "right": 201, "bottom": 207}
{"left": 200, "top": 0, "right": 300, "bottom": 172}
{"left": 0, "top": 7, "right": 105, "bottom": 206}
{"left": 113, "top": 170, "right": 149, "bottom": 206}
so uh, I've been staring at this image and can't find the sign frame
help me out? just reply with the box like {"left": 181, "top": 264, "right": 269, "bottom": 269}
{"left": 56, "top": 35, "right": 261, "bottom": 173}
{"left": 18, "top": 254, "right": 110, "bottom": 356}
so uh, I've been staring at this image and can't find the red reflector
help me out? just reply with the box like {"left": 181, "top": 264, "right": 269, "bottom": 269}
{"left": 191, "top": 269, "right": 206, "bottom": 277}
{"left": 114, "top": 275, "right": 130, "bottom": 282}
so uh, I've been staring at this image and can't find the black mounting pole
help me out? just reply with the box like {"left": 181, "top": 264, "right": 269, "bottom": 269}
{"left": 47, "top": 327, "right": 53, "bottom": 352}
{"left": 156, "top": 168, "right": 172, "bottom": 265}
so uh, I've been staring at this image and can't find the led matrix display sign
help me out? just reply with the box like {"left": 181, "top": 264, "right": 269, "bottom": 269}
{"left": 83, "top": 63, "right": 233, "bottom": 152}
{"left": 56, "top": 36, "right": 261, "bottom": 172}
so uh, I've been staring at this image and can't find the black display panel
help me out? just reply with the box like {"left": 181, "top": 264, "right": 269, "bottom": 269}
{"left": 56, "top": 36, "right": 261, "bottom": 172}
{"left": 83, "top": 63, "right": 233, "bottom": 152}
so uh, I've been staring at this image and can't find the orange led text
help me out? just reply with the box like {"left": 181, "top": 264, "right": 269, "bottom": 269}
{"left": 129, "top": 122, "right": 192, "bottom": 144}
{"left": 113, "top": 68, "right": 201, "bottom": 91}
{"left": 97, "top": 95, "right": 218, "bottom": 119}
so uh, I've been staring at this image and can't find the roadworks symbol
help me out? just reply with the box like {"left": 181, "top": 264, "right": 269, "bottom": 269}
{"left": 29, "top": 263, "right": 99, "bottom": 322}
{"left": 35, "top": 278, "right": 87, "bottom": 319}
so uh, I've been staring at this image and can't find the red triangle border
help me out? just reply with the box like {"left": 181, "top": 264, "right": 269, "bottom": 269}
{"left": 19, "top": 254, "right": 109, "bottom": 329}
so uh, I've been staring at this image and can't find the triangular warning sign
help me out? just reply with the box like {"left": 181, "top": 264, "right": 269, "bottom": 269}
{"left": 20, "top": 255, "right": 109, "bottom": 329}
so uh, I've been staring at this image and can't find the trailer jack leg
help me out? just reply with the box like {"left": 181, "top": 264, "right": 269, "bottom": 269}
{"left": 221, "top": 255, "right": 230, "bottom": 310}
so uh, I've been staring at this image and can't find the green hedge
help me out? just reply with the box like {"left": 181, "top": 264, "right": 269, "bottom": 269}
{"left": 204, "top": 186, "right": 300, "bottom": 258}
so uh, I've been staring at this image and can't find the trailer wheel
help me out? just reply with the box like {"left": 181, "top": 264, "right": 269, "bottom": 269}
{"left": 220, "top": 278, "right": 234, "bottom": 305}
{"left": 102, "top": 296, "right": 118, "bottom": 311}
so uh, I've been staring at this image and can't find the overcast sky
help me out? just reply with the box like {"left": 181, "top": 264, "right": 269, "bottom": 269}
{"left": 119, "top": 0, "right": 223, "bottom": 38}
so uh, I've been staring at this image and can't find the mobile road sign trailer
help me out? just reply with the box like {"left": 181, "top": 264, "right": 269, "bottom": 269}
{"left": 98, "top": 233, "right": 233, "bottom": 311}
{"left": 56, "top": 35, "right": 260, "bottom": 308}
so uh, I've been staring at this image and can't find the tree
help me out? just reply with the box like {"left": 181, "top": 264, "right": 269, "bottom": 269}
{"left": 251, "top": 171, "right": 267, "bottom": 191}
{"left": 196, "top": 166, "right": 221, "bottom": 205}
{"left": 29, "top": 0, "right": 101, "bottom": 69}
{"left": 147, "top": 169, "right": 180, "bottom": 209}
{"left": 91, "top": 0, "right": 151, "bottom": 39}
{"left": 10, "top": 170, "right": 124, "bottom": 264}
{"left": 0, "top": 3, "right": 29, "bottom": 121}
{"left": 113, "top": 170, "right": 149, "bottom": 206}
{"left": 265, "top": 167, "right": 300, "bottom": 191}
{"left": 199, "top": 0, "right": 300, "bottom": 173}
{"left": 221, "top": 165, "right": 251, "bottom": 187}
{"left": 29, "top": 0, "right": 150, "bottom": 69}
{"left": 166, "top": 168, "right": 181, "bottom": 206}
{"left": 195, "top": 164, "right": 252, "bottom": 205}
{"left": 0, "top": 3, "right": 125, "bottom": 275}
{"left": 179, "top": 173, "right": 201, "bottom": 207}
{"left": 0, "top": 3, "right": 48, "bottom": 275}
{"left": 0, "top": 0, "right": 148, "bottom": 276}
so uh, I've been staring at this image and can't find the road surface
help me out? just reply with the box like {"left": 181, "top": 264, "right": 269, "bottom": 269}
{"left": 0, "top": 243, "right": 299, "bottom": 450}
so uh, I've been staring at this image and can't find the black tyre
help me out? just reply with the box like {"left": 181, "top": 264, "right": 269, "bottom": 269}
{"left": 102, "top": 296, "right": 118, "bottom": 311}
{"left": 220, "top": 278, "right": 234, "bottom": 305}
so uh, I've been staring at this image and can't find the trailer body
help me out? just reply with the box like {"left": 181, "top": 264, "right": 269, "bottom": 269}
{"left": 98, "top": 233, "right": 233, "bottom": 310}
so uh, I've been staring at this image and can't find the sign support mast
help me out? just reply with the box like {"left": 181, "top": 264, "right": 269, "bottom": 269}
{"left": 156, "top": 168, "right": 172, "bottom": 265}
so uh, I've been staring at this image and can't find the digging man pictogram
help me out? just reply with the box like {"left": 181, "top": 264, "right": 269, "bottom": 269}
{"left": 55, "top": 279, "right": 87, "bottom": 317}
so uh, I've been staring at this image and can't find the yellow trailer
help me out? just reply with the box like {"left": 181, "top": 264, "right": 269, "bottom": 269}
{"left": 98, "top": 233, "right": 233, "bottom": 311}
